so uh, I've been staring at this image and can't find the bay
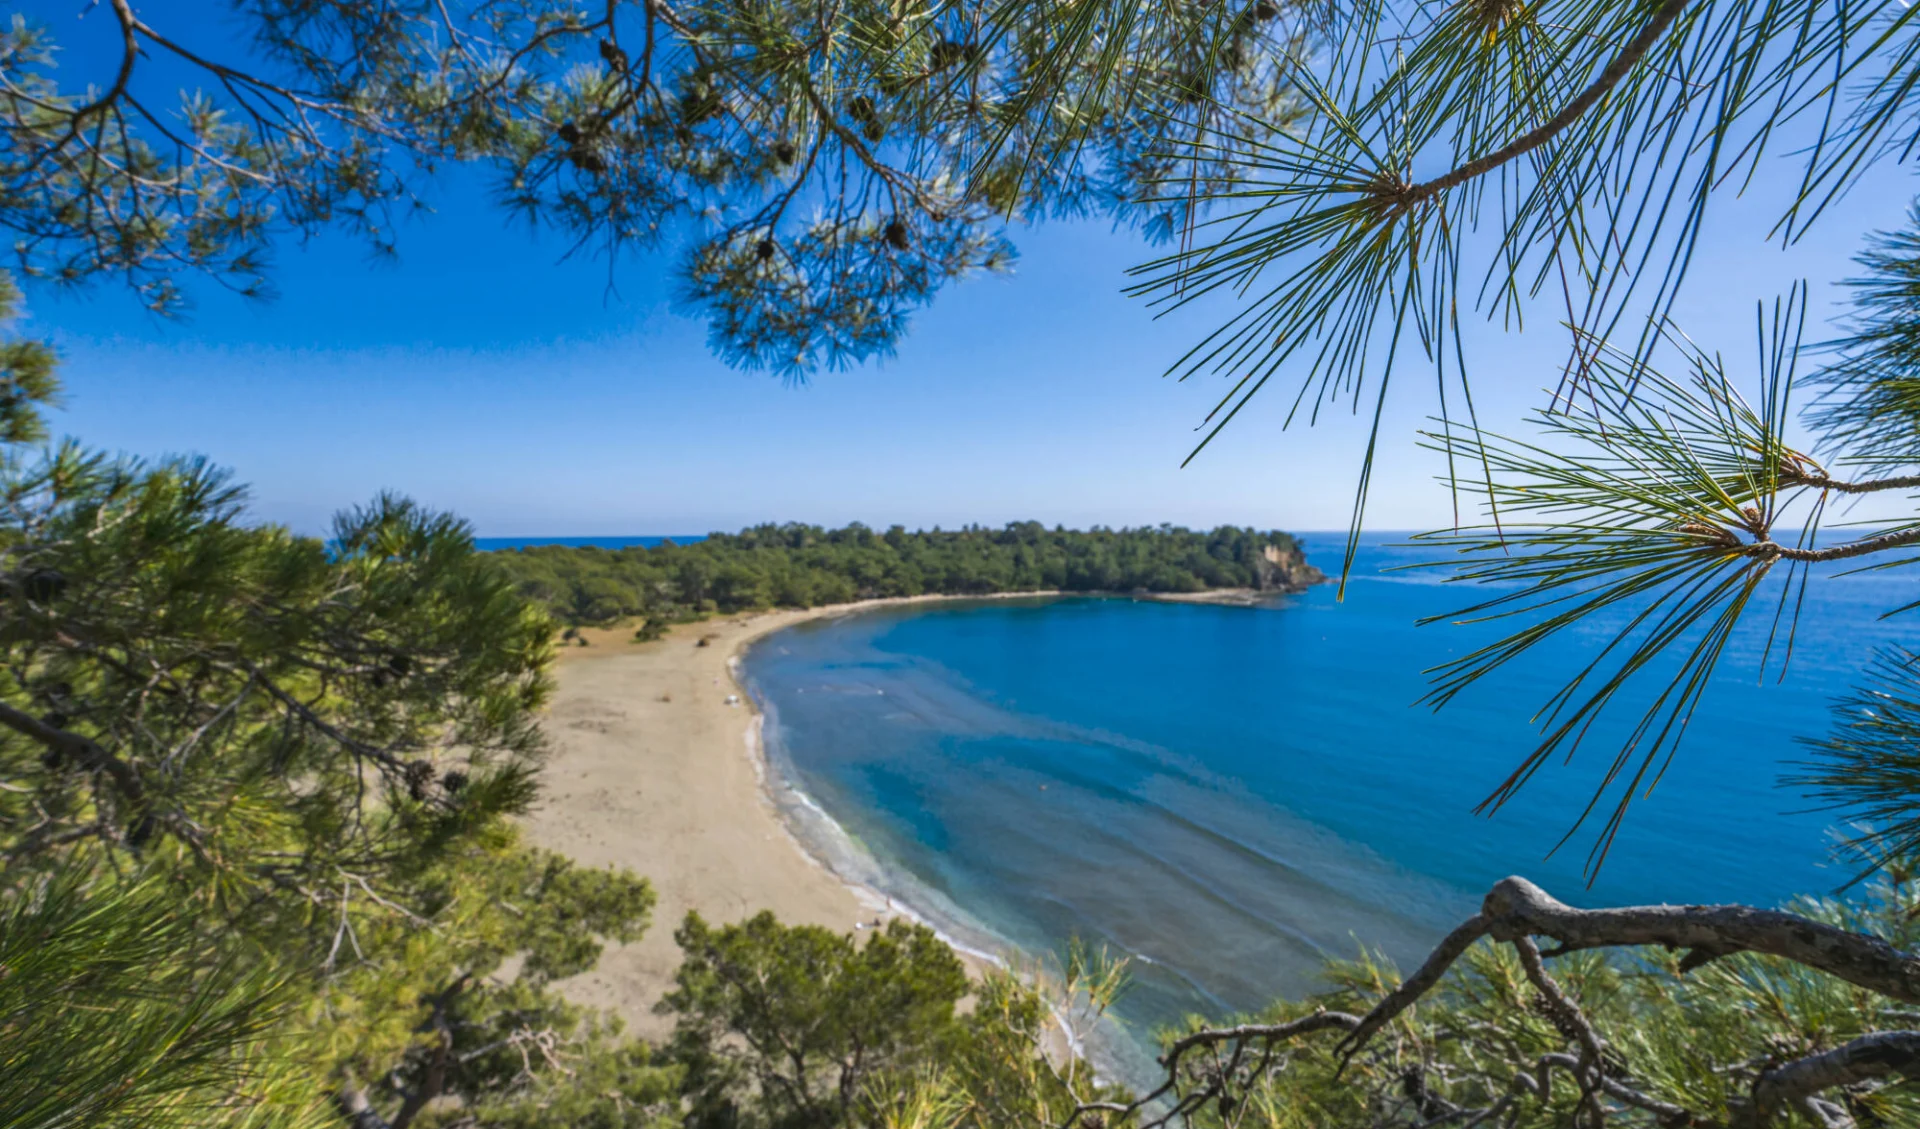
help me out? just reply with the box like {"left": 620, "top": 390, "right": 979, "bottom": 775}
{"left": 739, "top": 534, "right": 1919, "bottom": 1037}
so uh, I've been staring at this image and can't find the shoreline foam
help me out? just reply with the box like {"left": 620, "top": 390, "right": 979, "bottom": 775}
{"left": 527, "top": 593, "right": 1074, "bottom": 1042}
{"left": 735, "top": 599, "right": 1173, "bottom": 1086}
{"left": 531, "top": 592, "right": 1165, "bottom": 1083}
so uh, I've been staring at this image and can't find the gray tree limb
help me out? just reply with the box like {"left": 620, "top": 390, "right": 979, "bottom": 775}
{"left": 1748, "top": 1030, "right": 1920, "bottom": 1126}
{"left": 1338, "top": 914, "right": 1489, "bottom": 1056}
{"left": 1479, "top": 876, "right": 1920, "bottom": 1004}
{"left": 1141, "top": 877, "right": 1920, "bottom": 1129}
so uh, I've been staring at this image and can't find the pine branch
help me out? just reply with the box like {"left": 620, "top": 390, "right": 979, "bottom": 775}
{"left": 1383, "top": 0, "right": 1692, "bottom": 211}
{"left": 1783, "top": 471, "right": 1920, "bottom": 495}
{"left": 0, "top": 698, "right": 144, "bottom": 804}
{"left": 1138, "top": 876, "right": 1920, "bottom": 1129}
{"left": 1337, "top": 913, "right": 1491, "bottom": 1056}
{"left": 1731, "top": 525, "right": 1920, "bottom": 564}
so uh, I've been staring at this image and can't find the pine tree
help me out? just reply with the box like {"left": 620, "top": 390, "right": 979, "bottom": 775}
{"left": 0, "top": 0, "right": 1308, "bottom": 371}
{"left": 0, "top": 276, "right": 672, "bottom": 1127}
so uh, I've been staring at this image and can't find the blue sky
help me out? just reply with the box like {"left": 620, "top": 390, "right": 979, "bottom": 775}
{"left": 22, "top": 4, "right": 1920, "bottom": 537}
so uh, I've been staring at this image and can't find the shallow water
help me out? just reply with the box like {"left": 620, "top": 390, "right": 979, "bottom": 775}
{"left": 739, "top": 534, "right": 1919, "bottom": 1039}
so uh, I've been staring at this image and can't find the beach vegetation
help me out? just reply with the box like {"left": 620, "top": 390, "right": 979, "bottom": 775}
{"left": 666, "top": 912, "right": 1127, "bottom": 1129}
{"left": 667, "top": 912, "right": 968, "bottom": 1129}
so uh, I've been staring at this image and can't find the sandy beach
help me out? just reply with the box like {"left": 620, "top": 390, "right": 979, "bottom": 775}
{"left": 524, "top": 597, "right": 1006, "bottom": 1039}
{"left": 522, "top": 587, "right": 1315, "bottom": 1040}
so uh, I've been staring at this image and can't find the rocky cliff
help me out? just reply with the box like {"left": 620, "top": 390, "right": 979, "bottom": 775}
{"left": 1255, "top": 541, "right": 1328, "bottom": 592}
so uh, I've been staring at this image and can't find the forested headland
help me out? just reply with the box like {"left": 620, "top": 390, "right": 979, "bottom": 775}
{"left": 489, "top": 524, "right": 1324, "bottom": 629}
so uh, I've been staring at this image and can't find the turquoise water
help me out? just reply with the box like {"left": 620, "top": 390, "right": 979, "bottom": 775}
{"left": 739, "top": 534, "right": 1919, "bottom": 1035}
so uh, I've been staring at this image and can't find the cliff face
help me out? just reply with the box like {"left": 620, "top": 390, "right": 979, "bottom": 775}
{"left": 1254, "top": 541, "right": 1328, "bottom": 592}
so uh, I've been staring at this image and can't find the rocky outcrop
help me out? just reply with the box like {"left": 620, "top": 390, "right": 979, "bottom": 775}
{"left": 1253, "top": 541, "right": 1327, "bottom": 593}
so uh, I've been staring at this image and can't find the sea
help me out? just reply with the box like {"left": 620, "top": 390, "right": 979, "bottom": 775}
{"left": 736, "top": 533, "right": 1920, "bottom": 1061}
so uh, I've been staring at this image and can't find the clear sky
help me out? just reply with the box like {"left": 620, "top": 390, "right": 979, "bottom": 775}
{"left": 22, "top": 3, "right": 1920, "bottom": 537}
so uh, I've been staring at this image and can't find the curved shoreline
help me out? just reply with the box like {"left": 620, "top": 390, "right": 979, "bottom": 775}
{"left": 531, "top": 591, "right": 1231, "bottom": 1085}
{"left": 524, "top": 593, "right": 1067, "bottom": 1041}
{"left": 735, "top": 621, "right": 1029, "bottom": 973}
{"left": 734, "top": 598, "right": 1190, "bottom": 1085}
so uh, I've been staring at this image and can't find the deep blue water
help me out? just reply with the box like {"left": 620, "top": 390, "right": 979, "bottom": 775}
{"left": 741, "top": 534, "right": 1920, "bottom": 1035}
{"left": 475, "top": 535, "right": 704, "bottom": 551}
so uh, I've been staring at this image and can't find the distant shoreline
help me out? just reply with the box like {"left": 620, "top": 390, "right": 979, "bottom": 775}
{"left": 558, "top": 582, "right": 1319, "bottom": 643}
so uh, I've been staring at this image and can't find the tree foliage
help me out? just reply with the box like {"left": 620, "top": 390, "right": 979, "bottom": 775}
{"left": 0, "top": 871, "right": 321, "bottom": 1129}
{"left": 0, "top": 0, "right": 1310, "bottom": 370}
{"left": 491, "top": 523, "right": 1320, "bottom": 627}
{"left": 667, "top": 912, "right": 972, "bottom": 1129}
{"left": 0, "top": 281, "right": 676, "bottom": 1127}
{"left": 664, "top": 912, "right": 1124, "bottom": 1129}
{"left": 1096, "top": 0, "right": 1920, "bottom": 485}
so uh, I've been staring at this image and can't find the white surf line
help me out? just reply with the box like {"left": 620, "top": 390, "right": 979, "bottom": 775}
{"left": 729, "top": 642, "right": 1149, "bottom": 1092}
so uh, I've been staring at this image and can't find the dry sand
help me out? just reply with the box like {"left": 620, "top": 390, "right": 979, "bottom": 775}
{"left": 524, "top": 598, "right": 1016, "bottom": 1040}
{"left": 523, "top": 610, "right": 865, "bottom": 1039}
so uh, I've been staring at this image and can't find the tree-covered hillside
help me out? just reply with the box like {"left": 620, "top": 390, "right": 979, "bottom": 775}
{"left": 0, "top": 284, "right": 1114, "bottom": 1128}
{"left": 488, "top": 524, "right": 1324, "bottom": 628}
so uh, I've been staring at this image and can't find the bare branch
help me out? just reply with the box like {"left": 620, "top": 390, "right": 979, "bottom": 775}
{"left": 1732, "top": 526, "right": 1920, "bottom": 565}
{"left": 1750, "top": 1030, "right": 1920, "bottom": 1124}
{"left": 1130, "top": 877, "right": 1919, "bottom": 1129}
{"left": 1513, "top": 937, "right": 1608, "bottom": 1121}
{"left": 1162, "top": 1010, "right": 1363, "bottom": 1066}
{"left": 1480, "top": 876, "right": 1920, "bottom": 1005}
{"left": 1338, "top": 914, "right": 1489, "bottom": 1057}
{"left": 1784, "top": 472, "right": 1920, "bottom": 496}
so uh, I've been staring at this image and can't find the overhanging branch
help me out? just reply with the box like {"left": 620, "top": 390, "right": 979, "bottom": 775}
{"left": 1750, "top": 1030, "right": 1920, "bottom": 1123}
{"left": 1384, "top": 0, "right": 1692, "bottom": 210}
{"left": 1480, "top": 876, "right": 1920, "bottom": 1004}
{"left": 1137, "top": 876, "right": 1920, "bottom": 1129}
